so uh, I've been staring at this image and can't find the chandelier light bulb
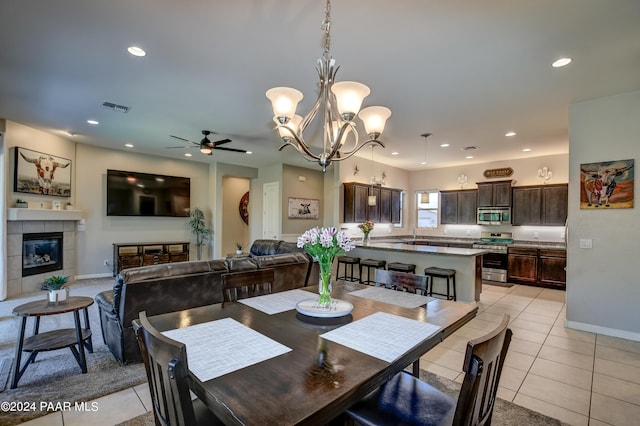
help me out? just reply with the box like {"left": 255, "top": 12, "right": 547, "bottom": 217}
{"left": 266, "top": 87, "right": 303, "bottom": 122}
{"left": 359, "top": 106, "right": 392, "bottom": 138}
{"left": 277, "top": 114, "right": 303, "bottom": 140}
{"left": 331, "top": 81, "right": 370, "bottom": 119}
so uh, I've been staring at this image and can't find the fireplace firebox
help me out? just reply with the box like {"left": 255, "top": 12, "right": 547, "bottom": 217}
{"left": 22, "top": 232, "right": 64, "bottom": 277}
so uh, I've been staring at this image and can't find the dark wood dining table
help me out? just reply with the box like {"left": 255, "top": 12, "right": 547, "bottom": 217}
{"left": 143, "top": 281, "right": 477, "bottom": 425}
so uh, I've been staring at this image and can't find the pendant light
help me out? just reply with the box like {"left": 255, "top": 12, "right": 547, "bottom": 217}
{"left": 420, "top": 133, "right": 432, "bottom": 204}
{"left": 368, "top": 144, "right": 377, "bottom": 206}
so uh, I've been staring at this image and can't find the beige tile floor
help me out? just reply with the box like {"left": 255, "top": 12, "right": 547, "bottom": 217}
{"left": 421, "top": 283, "right": 640, "bottom": 426}
{"left": 20, "top": 283, "right": 640, "bottom": 425}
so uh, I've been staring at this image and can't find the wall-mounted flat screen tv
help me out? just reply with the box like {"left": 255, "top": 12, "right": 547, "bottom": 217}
{"left": 106, "top": 169, "right": 190, "bottom": 217}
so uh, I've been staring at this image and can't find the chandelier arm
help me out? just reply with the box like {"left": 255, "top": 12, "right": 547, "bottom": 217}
{"left": 277, "top": 128, "right": 321, "bottom": 160}
{"left": 332, "top": 139, "right": 386, "bottom": 162}
{"left": 326, "top": 121, "right": 357, "bottom": 159}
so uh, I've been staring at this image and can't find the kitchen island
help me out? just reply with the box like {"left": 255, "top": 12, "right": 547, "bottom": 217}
{"left": 350, "top": 242, "right": 487, "bottom": 303}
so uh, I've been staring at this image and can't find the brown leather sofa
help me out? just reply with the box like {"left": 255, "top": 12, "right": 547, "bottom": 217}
{"left": 95, "top": 240, "right": 315, "bottom": 364}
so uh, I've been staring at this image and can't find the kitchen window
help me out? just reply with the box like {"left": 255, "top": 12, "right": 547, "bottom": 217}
{"left": 416, "top": 190, "right": 438, "bottom": 228}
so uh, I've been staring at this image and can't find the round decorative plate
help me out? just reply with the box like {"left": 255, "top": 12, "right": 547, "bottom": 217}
{"left": 295, "top": 298, "right": 354, "bottom": 318}
{"left": 239, "top": 191, "right": 249, "bottom": 225}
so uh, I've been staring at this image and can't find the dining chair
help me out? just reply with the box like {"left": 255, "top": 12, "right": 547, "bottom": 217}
{"left": 222, "top": 268, "right": 275, "bottom": 302}
{"left": 374, "top": 269, "right": 428, "bottom": 294}
{"left": 134, "top": 311, "right": 222, "bottom": 426}
{"left": 346, "top": 314, "right": 512, "bottom": 426}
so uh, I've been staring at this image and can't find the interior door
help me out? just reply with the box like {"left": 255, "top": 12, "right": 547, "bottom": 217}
{"left": 262, "top": 182, "right": 280, "bottom": 239}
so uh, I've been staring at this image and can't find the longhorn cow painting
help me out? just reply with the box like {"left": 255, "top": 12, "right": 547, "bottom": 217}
{"left": 580, "top": 159, "right": 634, "bottom": 209}
{"left": 288, "top": 197, "right": 319, "bottom": 219}
{"left": 14, "top": 147, "right": 72, "bottom": 197}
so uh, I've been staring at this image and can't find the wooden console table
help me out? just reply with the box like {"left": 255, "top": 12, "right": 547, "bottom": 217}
{"left": 112, "top": 241, "right": 190, "bottom": 275}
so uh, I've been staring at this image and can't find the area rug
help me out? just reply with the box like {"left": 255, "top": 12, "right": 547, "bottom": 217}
{"left": 117, "top": 369, "right": 568, "bottom": 426}
{"left": 0, "top": 279, "right": 147, "bottom": 426}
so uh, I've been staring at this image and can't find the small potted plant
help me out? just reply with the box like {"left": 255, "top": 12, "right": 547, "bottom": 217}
{"left": 15, "top": 199, "right": 28, "bottom": 208}
{"left": 235, "top": 242, "right": 245, "bottom": 255}
{"left": 44, "top": 275, "right": 69, "bottom": 303}
{"left": 65, "top": 202, "right": 74, "bottom": 210}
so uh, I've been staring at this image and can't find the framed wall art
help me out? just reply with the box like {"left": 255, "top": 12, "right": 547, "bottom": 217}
{"left": 14, "top": 147, "right": 72, "bottom": 197}
{"left": 580, "top": 159, "right": 634, "bottom": 209}
{"left": 288, "top": 197, "right": 320, "bottom": 219}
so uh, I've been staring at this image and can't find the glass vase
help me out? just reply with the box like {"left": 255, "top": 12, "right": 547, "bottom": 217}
{"left": 363, "top": 233, "right": 370, "bottom": 245}
{"left": 318, "top": 257, "right": 333, "bottom": 307}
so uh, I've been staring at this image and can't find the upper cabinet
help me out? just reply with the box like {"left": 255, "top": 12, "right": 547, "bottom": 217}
{"left": 512, "top": 184, "right": 568, "bottom": 226}
{"left": 343, "top": 182, "right": 401, "bottom": 224}
{"left": 440, "top": 189, "right": 477, "bottom": 225}
{"left": 477, "top": 180, "right": 512, "bottom": 207}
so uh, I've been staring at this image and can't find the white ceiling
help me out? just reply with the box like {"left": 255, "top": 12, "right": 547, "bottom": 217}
{"left": 1, "top": 0, "right": 639, "bottom": 172}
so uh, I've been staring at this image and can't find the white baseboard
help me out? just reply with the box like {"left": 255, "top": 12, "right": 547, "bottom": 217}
{"left": 565, "top": 320, "right": 640, "bottom": 342}
{"left": 75, "top": 273, "right": 113, "bottom": 280}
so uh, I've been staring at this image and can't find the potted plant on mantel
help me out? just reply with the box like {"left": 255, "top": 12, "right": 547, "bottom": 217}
{"left": 43, "top": 275, "right": 69, "bottom": 303}
{"left": 188, "top": 208, "right": 210, "bottom": 261}
{"left": 15, "top": 199, "right": 28, "bottom": 208}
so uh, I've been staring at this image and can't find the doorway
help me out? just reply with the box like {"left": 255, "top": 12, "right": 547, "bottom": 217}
{"left": 221, "top": 177, "right": 250, "bottom": 256}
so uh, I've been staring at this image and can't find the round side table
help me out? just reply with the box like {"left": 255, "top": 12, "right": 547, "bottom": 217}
{"left": 11, "top": 296, "right": 94, "bottom": 389}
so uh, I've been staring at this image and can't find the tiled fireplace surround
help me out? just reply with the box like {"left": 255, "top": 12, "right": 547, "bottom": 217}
{"left": 6, "top": 220, "right": 77, "bottom": 297}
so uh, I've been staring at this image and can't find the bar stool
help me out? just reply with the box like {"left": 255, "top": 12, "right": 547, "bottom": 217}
{"left": 424, "top": 267, "right": 457, "bottom": 301}
{"left": 336, "top": 256, "right": 360, "bottom": 282}
{"left": 387, "top": 262, "right": 416, "bottom": 274}
{"left": 359, "top": 259, "right": 386, "bottom": 285}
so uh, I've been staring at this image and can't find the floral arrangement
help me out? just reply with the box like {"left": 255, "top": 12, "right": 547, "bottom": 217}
{"left": 297, "top": 227, "right": 355, "bottom": 306}
{"left": 297, "top": 227, "right": 355, "bottom": 260}
{"left": 358, "top": 220, "right": 374, "bottom": 235}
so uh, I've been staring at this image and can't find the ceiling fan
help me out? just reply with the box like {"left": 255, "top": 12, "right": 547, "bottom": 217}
{"left": 166, "top": 130, "right": 247, "bottom": 155}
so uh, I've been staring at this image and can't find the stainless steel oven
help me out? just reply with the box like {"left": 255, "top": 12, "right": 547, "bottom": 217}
{"left": 477, "top": 207, "right": 511, "bottom": 225}
{"left": 473, "top": 232, "right": 513, "bottom": 283}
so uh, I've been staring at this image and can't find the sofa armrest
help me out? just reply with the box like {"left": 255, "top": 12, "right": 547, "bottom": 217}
{"left": 95, "top": 290, "right": 116, "bottom": 315}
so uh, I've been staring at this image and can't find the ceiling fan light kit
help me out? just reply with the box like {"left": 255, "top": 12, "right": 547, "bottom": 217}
{"left": 266, "top": 0, "right": 391, "bottom": 172}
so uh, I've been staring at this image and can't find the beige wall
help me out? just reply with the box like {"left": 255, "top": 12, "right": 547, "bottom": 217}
{"left": 282, "top": 164, "right": 324, "bottom": 238}
{"left": 221, "top": 176, "right": 250, "bottom": 255}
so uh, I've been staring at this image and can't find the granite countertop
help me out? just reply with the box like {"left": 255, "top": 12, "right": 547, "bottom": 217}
{"left": 354, "top": 242, "right": 487, "bottom": 257}
{"left": 366, "top": 236, "right": 566, "bottom": 250}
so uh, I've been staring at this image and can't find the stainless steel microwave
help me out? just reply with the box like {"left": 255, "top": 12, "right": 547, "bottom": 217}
{"left": 477, "top": 207, "right": 511, "bottom": 225}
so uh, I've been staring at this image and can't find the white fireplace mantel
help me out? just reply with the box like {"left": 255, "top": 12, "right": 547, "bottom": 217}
{"left": 7, "top": 208, "right": 83, "bottom": 221}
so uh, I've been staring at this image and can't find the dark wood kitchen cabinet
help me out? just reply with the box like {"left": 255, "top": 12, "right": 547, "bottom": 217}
{"left": 512, "top": 184, "right": 568, "bottom": 226}
{"left": 507, "top": 247, "right": 538, "bottom": 285}
{"left": 440, "top": 189, "right": 477, "bottom": 225}
{"left": 477, "top": 180, "right": 512, "bottom": 207}
{"left": 508, "top": 246, "right": 566, "bottom": 289}
{"left": 343, "top": 182, "right": 402, "bottom": 224}
{"left": 537, "top": 249, "right": 567, "bottom": 289}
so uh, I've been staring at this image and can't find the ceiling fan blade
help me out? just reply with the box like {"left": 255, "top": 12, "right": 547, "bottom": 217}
{"left": 212, "top": 138, "right": 232, "bottom": 146}
{"left": 165, "top": 145, "right": 198, "bottom": 149}
{"left": 214, "top": 146, "right": 247, "bottom": 153}
{"left": 169, "top": 135, "right": 190, "bottom": 142}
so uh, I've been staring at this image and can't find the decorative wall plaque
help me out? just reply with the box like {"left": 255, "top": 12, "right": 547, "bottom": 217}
{"left": 483, "top": 167, "right": 513, "bottom": 179}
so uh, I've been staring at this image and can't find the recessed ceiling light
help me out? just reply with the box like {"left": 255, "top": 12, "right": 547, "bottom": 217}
{"left": 552, "top": 57, "right": 572, "bottom": 68}
{"left": 439, "top": 143, "right": 450, "bottom": 148}
{"left": 87, "top": 119, "right": 99, "bottom": 125}
{"left": 522, "top": 148, "right": 532, "bottom": 152}
{"left": 246, "top": 151, "right": 253, "bottom": 155}
{"left": 391, "top": 152, "right": 399, "bottom": 155}
{"left": 184, "top": 153, "right": 192, "bottom": 157}
{"left": 420, "top": 161, "right": 427, "bottom": 165}
{"left": 505, "top": 131, "right": 517, "bottom": 137}
{"left": 465, "top": 155, "right": 474, "bottom": 159}
{"left": 125, "top": 143, "right": 134, "bottom": 148}
{"left": 127, "top": 46, "right": 146, "bottom": 57}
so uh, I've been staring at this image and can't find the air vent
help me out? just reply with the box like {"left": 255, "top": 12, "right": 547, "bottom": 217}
{"left": 461, "top": 145, "right": 478, "bottom": 151}
{"left": 100, "top": 101, "right": 131, "bottom": 113}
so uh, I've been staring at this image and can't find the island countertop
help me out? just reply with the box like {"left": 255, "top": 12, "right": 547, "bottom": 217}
{"left": 356, "top": 242, "right": 488, "bottom": 257}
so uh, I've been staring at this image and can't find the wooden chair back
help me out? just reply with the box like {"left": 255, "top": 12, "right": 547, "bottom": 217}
{"left": 222, "top": 268, "right": 275, "bottom": 302}
{"left": 453, "top": 314, "right": 513, "bottom": 426}
{"left": 374, "top": 269, "right": 428, "bottom": 294}
{"left": 135, "top": 311, "right": 197, "bottom": 426}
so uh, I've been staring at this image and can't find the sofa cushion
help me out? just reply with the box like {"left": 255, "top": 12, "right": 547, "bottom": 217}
{"left": 277, "top": 241, "right": 304, "bottom": 254}
{"left": 225, "top": 257, "right": 259, "bottom": 272}
{"left": 249, "top": 239, "right": 282, "bottom": 256}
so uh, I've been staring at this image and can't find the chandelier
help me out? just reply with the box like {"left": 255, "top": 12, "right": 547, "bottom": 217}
{"left": 266, "top": 0, "right": 391, "bottom": 172}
